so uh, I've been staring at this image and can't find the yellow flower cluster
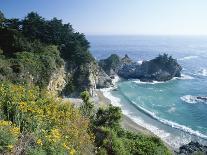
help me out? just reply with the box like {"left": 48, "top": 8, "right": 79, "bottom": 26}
{"left": 0, "top": 83, "right": 94, "bottom": 154}
{"left": 18, "top": 101, "right": 27, "bottom": 112}
{"left": 7, "top": 145, "right": 13, "bottom": 150}
{"left": 0, "top": 120, "right": 20, "bottom": 136}
{"left": 70, "top": 148, "right": 76, "bottom": 155}
{"left": 46, "top": 128, "right": 62, "bottom": 143}
{"left": 36, "top": 139, "right": 43, "bottom": 146}
{"left": 10, "top": 127, "right": 20, "bottom": 136}
{"left": 0, "top": 120, "right": 12, "bottom": 126}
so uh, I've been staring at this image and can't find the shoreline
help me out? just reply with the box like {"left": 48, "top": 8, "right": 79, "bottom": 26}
{"left": 95, "top": 90, "right": 154, "bottom": 135}
{"left": 95, "top": 89, "right": 174, "bottom": 152}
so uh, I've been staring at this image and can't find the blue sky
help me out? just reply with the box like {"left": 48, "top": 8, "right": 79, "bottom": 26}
{"left": 1, "top": 0, "right": 207, "bottom": 35}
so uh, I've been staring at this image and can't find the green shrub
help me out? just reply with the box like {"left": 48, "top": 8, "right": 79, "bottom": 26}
{"left": 0, "top": 120, "right": 20, "bottom": 153}
{"left": 94, "top": 105, "right": 122, "bottom": 128}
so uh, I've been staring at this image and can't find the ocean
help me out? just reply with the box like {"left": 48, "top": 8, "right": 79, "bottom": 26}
{"left": 87, "top": 35, "right": 207, "bottom": 149}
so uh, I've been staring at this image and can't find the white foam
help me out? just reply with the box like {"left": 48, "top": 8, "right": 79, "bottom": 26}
{"left": 168, "top": 107, "right": 176, "bottom": 113}
{"left": 130, "top": 101, "right": 207, "bottom": 139}
{"left": 137, "top": 60, "right": 143, "bottom": 65}
{"left": 198, "top": 68, "right": 207, "bottom": 77}
{"left": 181, "top": 95, "right": 207, "bottom": 104}
{"left": 173, "top": 74, "right": 194, "bottom": 80}
{"left": 132, "top": 79, "right": 165, "bottom": 85}
{"left": 179, "top": 56, "right": 198, "bottom": 61}
{"left": 133, "top": 74, "right": 194, "bottom": 85}
{"left": 112, "top": 75, "right": 120, "bottom": 85}
{"left": 180, "top": 95, "right": 198, "bottom": 104}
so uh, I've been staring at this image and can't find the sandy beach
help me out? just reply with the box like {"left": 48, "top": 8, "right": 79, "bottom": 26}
{"left": 95, "top": 90, "right": 155, "bottom": 135}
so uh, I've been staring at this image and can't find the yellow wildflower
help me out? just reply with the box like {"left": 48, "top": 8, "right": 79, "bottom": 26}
{"left": 10, "top": 127, "right": 20, "bottom": 136}
{"left": 18, "top": 101, "right": 27, "bottom": 112}
{"left": 70, "top": 148, "right": 76, "bottom": 155}
{"left": 0, "top": 120, "right": 12, "bottom": 126}
{"left": 7, "top": 144, "right": 13, "bottom": 150}
{"left": 37, "top": 139, "right": 43, "bottom": 146}
{"left": 63, "top": 143, "right": 70, "bottom": 150}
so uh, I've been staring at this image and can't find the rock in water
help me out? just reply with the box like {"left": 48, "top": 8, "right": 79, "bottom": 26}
{"left": 99, "top": 53, "right": 182, "bottom": 82}
{"left": 177, "top": 141, "right": 207, "bottom": 155}
{"left": 133, "top": 54, "right": 182, "bottom": 81}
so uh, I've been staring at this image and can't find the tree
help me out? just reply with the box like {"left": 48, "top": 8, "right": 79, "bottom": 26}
{"left": 4, "top": 18, "right": 21, "bottom": 30}
{"left": 94, "top": 105, "right": 122, "bottom": 128}
{"left": 22, "top": 12, "right": 46, "bottom": 41}
{"left": 0, "top": 10, "right": 5, "bottom": 27}
{"left": 80, "top": 91, "right": 94, "bottom": 118}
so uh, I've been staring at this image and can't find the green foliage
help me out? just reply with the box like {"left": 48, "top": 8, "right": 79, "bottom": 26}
{"left": 0, "top": 44, "right": 63, "bottom": 88}
{"left": 94, "top": 105, "right": 122, "bottom": 128}
{"left": 94, "top": 127, "right": 171, "bottom": 155}
{"left": 0, "top": 11, "right": 94, "bottom": 94}
{"left": 20, "top": 11, "right": 92, "bottom": 64}
{"left": 0, "top": 120, "right": 20, "bottom": 153}
{"left": 0, "top": 10, "right": 5, "bottom": 27}
{"left": 15, "top": 45, "right": 63, "bottom": 87}
{"left": 80, "top": 91, "right": 94, "bottom": 118}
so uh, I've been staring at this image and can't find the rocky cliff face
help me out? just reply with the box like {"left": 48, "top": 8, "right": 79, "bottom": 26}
{"left": 47, "top": 66, "right": 67, "bottom": 95}
{"left": 49, "top": 61, "right": 112, "bottom": 97}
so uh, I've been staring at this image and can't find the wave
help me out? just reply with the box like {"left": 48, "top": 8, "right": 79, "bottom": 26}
{"left": 198, "top": 68, "right": 207, "bottom": 77}
{"left": 137, "top": 60, "right": 143, "bottom": 65}
{"left": 101, "top": 89, "right": 187, "bottom": 148}
{"left": 101, "top": 88, "right": 207, "bottom": 148}
{"left": 132, "top": 74, "right": 194, "bottom": 85}
{"left": 181, "top": 95, "right": 207, "bottom": 104}
{"left": 129, "top": 100, "right": 207, "bottom": 140}
{"left": 179, "top": 56, "right": 199, "bottom": 61}
{"left": 174, "top": 74, "right": 195, "bottom": 80}
{"left": 132, "top": 80, "right": 165, "bottom": 85}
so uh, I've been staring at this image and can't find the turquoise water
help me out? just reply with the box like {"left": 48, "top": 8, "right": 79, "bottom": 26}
{"left": 87, "top": 35, "right": 207, "bottom": 148}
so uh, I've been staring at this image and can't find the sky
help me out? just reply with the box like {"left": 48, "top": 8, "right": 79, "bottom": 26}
{"left": 1, "top": 0, "right": 207, "bottom": 35}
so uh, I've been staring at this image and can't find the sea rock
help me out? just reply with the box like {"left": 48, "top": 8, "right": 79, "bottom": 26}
{"left": 196, "top": 96, "right": 207, "bottom": 102}
{"left": 177, "top": 141, "right": 207, "bottom": 155}
{"left": 100, "top": 53, "right": 182, "bottom": 82}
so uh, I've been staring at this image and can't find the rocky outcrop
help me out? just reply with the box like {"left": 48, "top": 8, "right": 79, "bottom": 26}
{"left": 177, "top": 141, "right": 207, "bottom": 155}
{"left": 98, "top": 54, "right": 121, "bottom": 76}
{"left": 61, "top": 61, "right": 113, "bottom": 97}
{"left": 100, "top": 53, "right": 182, "bottom": 82}
{"left": 96, "top": 66, "right": 113, "bottom": 89}
{"left": 47, "top": 66, "right": 67, "bottom": 95}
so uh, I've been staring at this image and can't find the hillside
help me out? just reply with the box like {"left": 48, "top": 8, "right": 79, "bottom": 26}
{"left": 0, "top": 11, "right": 172, "bottom": 155}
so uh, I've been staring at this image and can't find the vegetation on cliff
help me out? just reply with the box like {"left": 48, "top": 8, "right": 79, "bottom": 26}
{"left": 0, "top": 10, "right": 172, "bottom": 154}
{"left": 0, "top": 11, "right": 94, "bottom": 94}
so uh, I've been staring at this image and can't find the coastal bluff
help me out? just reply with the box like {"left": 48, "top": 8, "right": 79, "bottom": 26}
{"left": 99, "top": 53, "right": 182, "bottom": 82}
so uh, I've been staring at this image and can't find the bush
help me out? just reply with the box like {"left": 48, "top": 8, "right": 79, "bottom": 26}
{"left": 0, "top": 82, "right": 94, "bottom": 154}
{"left": 80, "top": 91, "right": 94, "bottom": 118}
{"left": 0, "top": 120, "right": 20, "bottom": 153}
{"left": 94, "top": 105, "right": 122, "bottom": 128}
